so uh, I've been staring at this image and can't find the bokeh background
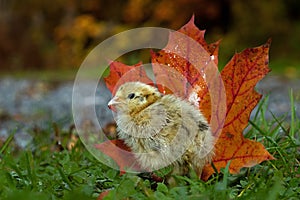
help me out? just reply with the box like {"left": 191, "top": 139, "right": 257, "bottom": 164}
{"left": 0, "top": 0, "right": 300, "bottom": 140}
{"left": 0, "top": 0, "right": 299, "bottom": 77}
{"left": 0, "top": 2, "right": 299, "bottom": 199}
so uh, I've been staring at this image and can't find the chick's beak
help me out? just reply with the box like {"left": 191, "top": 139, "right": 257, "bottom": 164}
{"left": 108, "top": 96, "right": 120, "bottom": 111}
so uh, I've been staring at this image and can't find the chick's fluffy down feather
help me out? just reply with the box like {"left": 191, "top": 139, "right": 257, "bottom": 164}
{"left": 108, "top": 82, "right": 215, "bottom": 176}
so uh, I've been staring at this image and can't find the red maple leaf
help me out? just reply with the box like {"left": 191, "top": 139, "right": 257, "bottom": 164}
{"left": 104, "top": 61, "right": 153, "bottom": 95}
{"left": 99, "top": 16, "right": 274, "bottom": 181}
{"left": 94, "top": 139, "right": 141, "bottom": 174}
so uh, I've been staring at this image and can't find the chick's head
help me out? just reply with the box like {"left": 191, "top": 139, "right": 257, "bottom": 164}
{"left": 108, "top": 82, "right": 161, "bottom": 115}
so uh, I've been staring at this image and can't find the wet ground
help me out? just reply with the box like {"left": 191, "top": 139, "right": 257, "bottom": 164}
{"left": 0, "top": 75, "right": 299, "bottom": 147}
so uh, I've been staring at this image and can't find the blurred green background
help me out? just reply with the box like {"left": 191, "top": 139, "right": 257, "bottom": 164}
{"left": 0, "top": 0, "right": 299, "bottom": 78}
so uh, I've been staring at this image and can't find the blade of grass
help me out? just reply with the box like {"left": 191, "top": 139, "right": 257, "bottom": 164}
{"left": 248, "top": 120, "right": 277, "bottom": 146}
{"left": 25, "top": 151, "right": 37, "bottom": 189}
{"left": 211, "top": 161, "right": 219, "bottom": 176}
{"left": 251, "top": 96, "right": 269, "bottom": 124}
{"left": 289, "top": 89, "right": 295, "bottom": 138}
{"left": 270, "top": 111, "right": 299, "bottom": 151}
{"left": 56, "top": 164, "right": 73, "bottom": 191}
{"left": 0, "top": 132, "right": 15, "bottom": 155}
{"left": 269, "top": 111, "right": 288, "bottom": 134}
{"left": 248, "top": 120, "right": 288, "bottom": 167}
{"left": 221, "top": 160, "right": 231, "bottom": 189}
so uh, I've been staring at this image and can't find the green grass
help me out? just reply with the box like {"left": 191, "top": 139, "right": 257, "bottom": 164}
{"left": 0, "top": 95, "right": 299, "bottom": 200}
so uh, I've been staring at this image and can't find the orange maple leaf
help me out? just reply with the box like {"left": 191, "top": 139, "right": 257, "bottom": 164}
{"left": 151, "top": 16, "right": 219, "bottom": 99}
{"left": 201, "top": 40, "right": 274, "bottom": 180}
{"left": 100, "top": 16, "right": 274, "bottom": 180}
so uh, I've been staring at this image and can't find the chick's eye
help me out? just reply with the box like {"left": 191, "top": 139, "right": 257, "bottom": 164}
{"left": 127, "top": 93, "right": 135, "bottom": 99}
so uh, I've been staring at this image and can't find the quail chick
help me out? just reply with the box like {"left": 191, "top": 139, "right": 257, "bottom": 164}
{"left": 108, "top": 82, "right": 215, "bottom": 177}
